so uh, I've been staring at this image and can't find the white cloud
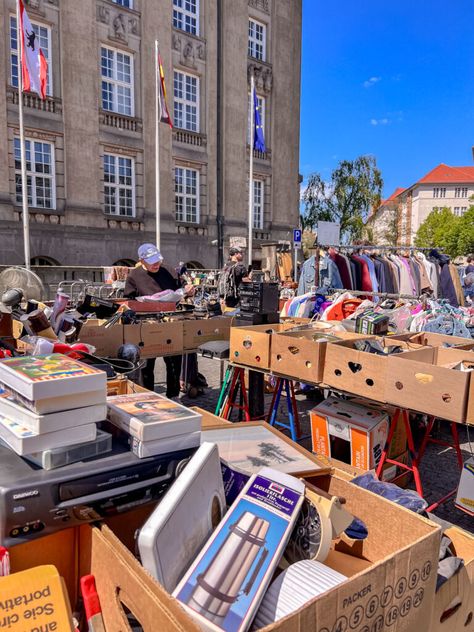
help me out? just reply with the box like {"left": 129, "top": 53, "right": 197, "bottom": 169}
{"left": 370, "top": 117, "right": 390, "bottom": 126}
{"left": 363, "top": 76, "right": 381, "bottom": 88}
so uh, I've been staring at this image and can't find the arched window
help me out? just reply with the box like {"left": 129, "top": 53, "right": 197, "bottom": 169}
{"left": 186, "top": 260, "right": 204, "bottom": 270}
{"left": 31, "top": 256, "right": 60, "bottom": 266}
{"left": 112, "top": 258, "right": 136, "bottom": 267}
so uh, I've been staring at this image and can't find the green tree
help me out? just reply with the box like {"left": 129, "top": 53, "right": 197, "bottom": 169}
{"left": 414, "top": 205, "right": 474, "bottom": 257}
{"left": 301, "top": 155, "right": 383, "bottom": 242}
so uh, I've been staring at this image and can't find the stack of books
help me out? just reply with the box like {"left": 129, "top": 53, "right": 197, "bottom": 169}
{"left": 0, "top": 354, "right": 108, "bottom": 462}
{"left": 106, "top": 391, "right": 202, "bottom": 458}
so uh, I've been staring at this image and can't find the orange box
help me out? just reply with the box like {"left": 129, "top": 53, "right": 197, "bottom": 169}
{"left": 310, "top": 396, "right": 390, "bottom": 470}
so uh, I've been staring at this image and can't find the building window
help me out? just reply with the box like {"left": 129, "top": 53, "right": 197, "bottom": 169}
{"left": 252, "top": 179, "right": 264, "bottom": 229}
{"left": 103, "top": 153, "right": 135, "bottom": 217}
{"left": 433, "top": 187, "right": 446, "bottom": 198}
{"left": 247, "top": 93, "right": 265, "bottom": 144}
{"left": 173, "top": 0, "right": 199, "bottom": 36}
{"left": 101, "top": 46, "right": 134, "bottom": 116}
{"left": 175, "top": 167, "right": 199, "bottom": 223}
{"left": 248, "top": 18, "right": 266, "bottom": 61}
{"left": 14, "top": 138, "right": 55, "bottom": 209}
{"left": 173, "top": 70, "right": 199, "bottom": 132}
{"left": 112, "top": 0, "right": 133, "bottom": 7}
{"left": 10, "top": 16, "right": 52, "bottom": 96}
{"left": 454, "top": 207, "right": 467, "bottom": 217}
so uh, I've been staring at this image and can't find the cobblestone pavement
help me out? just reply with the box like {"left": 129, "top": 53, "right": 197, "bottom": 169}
{"left": 153, "top": 355, "right": 474, "bottom": 533}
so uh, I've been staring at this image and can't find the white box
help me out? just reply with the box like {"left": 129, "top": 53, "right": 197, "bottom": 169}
{"left": 455, "top": 457, "right": 474, "bottom": 515}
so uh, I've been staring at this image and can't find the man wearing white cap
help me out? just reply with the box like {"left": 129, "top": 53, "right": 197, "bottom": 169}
{"left": 124, "top": 243, "right": 193, "bottom": 398}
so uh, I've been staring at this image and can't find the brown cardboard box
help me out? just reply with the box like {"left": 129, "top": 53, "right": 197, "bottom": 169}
{"left": 390, "top": 332, "right": 474, "bottom": 350}
{"left": 271, "top": 331, "right": 372, "bottom": 384}
{"left": 386, "top": 347, "right": 474, "bottom": 424}
{"left": 431, "top": 526, "right": 474, "bottom": 632}
{"left": 323, "top": 338, "right": 435, "bottom": 402}
{"left": 182, "top": 316, "right": 232, "bottom": 350}
{"left": 79, "top": 319, "right": 184, "bottom": 358}
{"left": 8, "top": 470, "right": 441, "bottom": 632}
{"left": 229, "top": 323, "right": 297, "bottom": 369}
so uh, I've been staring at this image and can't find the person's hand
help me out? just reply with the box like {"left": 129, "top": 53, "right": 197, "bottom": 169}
{"left": 184, "top": 284, "right": 195, "bottom": 297}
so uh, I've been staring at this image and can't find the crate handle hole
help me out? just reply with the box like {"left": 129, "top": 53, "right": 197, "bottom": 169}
{"left": 288, "top": 346, "right": 300, "bottom": 355}
{"left": 243, "top": 340, "right": 252, "bottom": 349}
{"left": 442, "top": 393, "right": 452, "bottom": 403}
{"left": 465, "top": 612, "right": 473, "bottom": 627}
{"left": 197, "top": 330, "right": 203, "bottom": 336}
{"left": 395, "top": 381, "right": 403, "bottom": 390}
{"left": 255, "top": 355, "right": 261, "bottom": 362}
{"left": 166, "top": 339, "right": 171, "bottom": 344}
{"left": 334, "top": 369, "right": 342, "bottom": 377}
{"left": 348, "top": 362, "right": 362, "bottom": 373}
{"left": 305, "top": 361, "right": 312, "bottom": 368}
{"left": 276, "top": 354, "right": 282, "bottom": 361}
{"left": 366, "top": 379, "right": 374, "bottom": 386}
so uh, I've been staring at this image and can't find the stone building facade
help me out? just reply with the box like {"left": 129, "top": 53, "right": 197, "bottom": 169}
{"left": 0, "top": 0, "right": 302, "bottom": 268}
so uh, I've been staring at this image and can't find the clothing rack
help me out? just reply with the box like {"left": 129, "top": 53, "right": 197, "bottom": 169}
{"left": 318, "top": 245, "right": 440, "bottom": 252}
{"left": 329, "top": 289, "right": 431, "bottom": 301}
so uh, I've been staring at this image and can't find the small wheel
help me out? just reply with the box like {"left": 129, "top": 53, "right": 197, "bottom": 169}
{"left": 187, "top": 386, "right": 199, "bottom": 399}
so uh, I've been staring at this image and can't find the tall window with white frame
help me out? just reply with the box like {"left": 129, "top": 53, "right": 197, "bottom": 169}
{"left": 247, "top": 92, "right": 265, "bottom": 145}
{"left": 103, "top": 153, "right": 135, "bottom": 217}
{"left": 175, "top": 167, "right": 199, "bottom": 223}
{"left": 101, "top": 47, "right": 134, "bottom": 116}
{"left": 14, "top": 138, "right": 55, "bottom": 209}
{"left": 10, "top": 16, "right": 52, "bottom": 95}
{"left": 173, "top": 70, "right": 199, "bottom": 132}
{"left": 252, "top": 179, "right": 264, "bottom": 229}
{"left": 248, "top": 18, "right": 266, "bottom": 61}
{"left": 173, "top": 0, "right": 199, "bottom": 36}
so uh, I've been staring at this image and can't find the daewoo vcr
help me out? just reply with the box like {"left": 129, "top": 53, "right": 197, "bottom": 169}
{"left": 0, "top": 441, "right": 195, "bottom": 547}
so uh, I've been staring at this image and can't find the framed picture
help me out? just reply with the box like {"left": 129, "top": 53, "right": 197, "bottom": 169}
{"left": 201, "top": 422, "right": 330, "bottom": 478}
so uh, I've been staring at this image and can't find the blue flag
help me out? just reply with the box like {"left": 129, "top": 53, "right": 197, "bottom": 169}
{"left": 253, "top": 88, "right": 266, "bottom": 152}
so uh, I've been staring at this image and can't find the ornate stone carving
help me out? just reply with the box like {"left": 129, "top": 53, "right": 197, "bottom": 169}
{"left": 128, "top": 17, "right": 139, "bottom": 35}
{"left": 132, "top": 222, "right": 140, "bottom": 231}
{"left": 249, "top": 0, "right": 270, "bottom": 13}
{"left": 120, "top": 221, "right": 130, "bottom": 230}
{"left": 97, "top": 5, "right": 110, "bottom": 24}
{"left": 35, "top": 213, "right": 45, "bottom": 223}
{"left": 172, "top": 33, "right": 181, "bottom": 51}
{"left": 182, "top": 41, "right": 196, "bottom": 68}
{"left": 108, "top": 220, "right": 117, "bottom": 229}
{"left": 248, "top": 63, "right": 273, "bottom": 94}
{"left": 49, "top": 215, "right": 59, "bottom": 224}
{"left": 197, "top": 44, "right": 205, "bottom": 61}
{"left": 113, "top": 14, "right": 127, "bottom": 41}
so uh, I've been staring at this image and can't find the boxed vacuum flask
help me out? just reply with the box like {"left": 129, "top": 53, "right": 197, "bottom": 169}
{"left": 310, "top": 396, "right": 390, "bottom": 470}
{"left": 355, "top": 310, "right": 389, "bottom": 336}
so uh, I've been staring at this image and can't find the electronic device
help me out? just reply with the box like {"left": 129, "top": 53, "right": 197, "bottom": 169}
{"left": 233, "top": 312, "right": 280, "bottom": 326}
{"left": 239, "top": 281, "right": 279, "bottom": 314}
{"left": 0, "top": 441, "right": 196, "bottom": 547}
{"left": 138, "top": 442, "right": 226, "bottom": 593}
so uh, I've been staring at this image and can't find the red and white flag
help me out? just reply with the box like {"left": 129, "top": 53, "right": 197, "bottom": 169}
{"left": 157, "top": 49, "right": 172, "bottom": 128}
{"left": 18, "top": 0, "right": 48, "bottom": 99}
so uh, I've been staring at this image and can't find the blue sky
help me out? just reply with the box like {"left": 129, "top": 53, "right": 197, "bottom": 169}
{"left": 299, "top": 0, "right": 474, "bottom": 199}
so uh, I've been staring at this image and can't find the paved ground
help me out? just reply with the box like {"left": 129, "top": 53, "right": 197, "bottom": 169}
{"left": 153, "top": 355, "right": 474, "bottom": 533}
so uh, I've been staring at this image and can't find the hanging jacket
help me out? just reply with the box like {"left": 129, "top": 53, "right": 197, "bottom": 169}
{"left": 429, "top": 250, "right": 459, "bottom": 307}
{"left": 297, "top": 255, "right": 343, "bottom": 295}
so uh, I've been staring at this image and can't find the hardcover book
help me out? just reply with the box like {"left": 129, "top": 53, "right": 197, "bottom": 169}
{"left": 0, "top": 354, "right": 107, "bottom": 405}
{"left": 0, "top": 416, "right": 97, "bottom": 456}
{"left": 107, "top": 392, "right": 201, "bottom": 441}
{"left": 0, "top": 386, "right": 107, "bottom": 434}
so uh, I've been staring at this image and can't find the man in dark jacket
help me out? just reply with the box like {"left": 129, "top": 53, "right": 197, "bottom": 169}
{"left": 124, "top": 243, "right": 193, "bottom": 398}
{"left": 219, "top": 247, "right": 248, "bottom": 309}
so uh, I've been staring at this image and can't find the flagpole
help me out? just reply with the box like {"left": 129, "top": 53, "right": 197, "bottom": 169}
{"left": 248, "top": 72, "right": 255, "bottom": 269}
{"left": 17, "top": 0, "right": 31, "bottom": 270}
{"left": 154, "top": 39, "right": 161, "bottom": 250}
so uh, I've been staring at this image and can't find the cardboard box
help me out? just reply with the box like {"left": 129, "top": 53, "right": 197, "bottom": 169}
{"left": 323, "top": 338, "right": 434, "bottom": 402}
{"left": 182, "top": 316, "right": 232, "bottom": 350}
{"left": 431, "top": 526, "right": 474, "bottom": 632}
{"left": 455, "top": 457, "right": 474, "bottom": 515}
{"left": 310, "top": 396, "right": 390, "bottom": 470}
{"left": 229, "top": 323, "right": 297, "bottom": 369}
{"left": 386, "top": 348, "right": 474, "bottom": 424}
{"left": 270, "top": 330, "right": 371, "bottom": 384}
{"left": 9, "top": 468, "right": 442, "bottom": 632}
{"left": 390, "top": 332, "right": 474, "bottom": 350}
{"left": 79, "top": 319, "right": 184, "bottom": 358}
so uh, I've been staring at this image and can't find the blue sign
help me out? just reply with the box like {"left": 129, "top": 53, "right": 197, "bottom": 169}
{"left": 293, "top": 229, "right": 302, "bottom": 243}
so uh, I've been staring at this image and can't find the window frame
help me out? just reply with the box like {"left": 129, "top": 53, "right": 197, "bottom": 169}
{"left": 247, "top": 92, "right": 266, "bottom": 145}
{"left": 248, "top": 18, "right": 266, "bottom": 62}
{"left": 173, "top": 69, "right": 200, "bottom": 133}
{"left": 175, "top": 166, "right": 200, "bottom": 224}
{"left": 252, "top": 178, "right": 264, "bottom": 230}
{"left": 10, "top": 15, "right": 53, "bottom": 96}
{"left": 103, "top": 152, "right": 136, "bottom": 218}
{"left": 172, "top": 0, "right": 200, "bottom": 36}
{"left": 100, "top": 45, "right": 135, "bottom": 117}
{"left": 14, "top": 137, "right": 56, "bottom": 210}
{"left": 111, "top": 0, "right": 134, "bottom": 7}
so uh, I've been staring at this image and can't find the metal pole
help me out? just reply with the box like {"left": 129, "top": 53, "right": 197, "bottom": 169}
{"left": 293, "top": 246, "right": 298, "bottom": 282}
{"left": 248, "top": 73, "right": 255, "bottom": 269}
{"left": 17, "top": 1, "right": 31, "bottom": 270}
{"left": 155, "top": 39, "right": 161, "bottom": 250}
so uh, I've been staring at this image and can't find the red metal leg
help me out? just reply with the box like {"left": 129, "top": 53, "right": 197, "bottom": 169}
{"left": 375, "top": 407, "right": 401, "bottom": 480}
